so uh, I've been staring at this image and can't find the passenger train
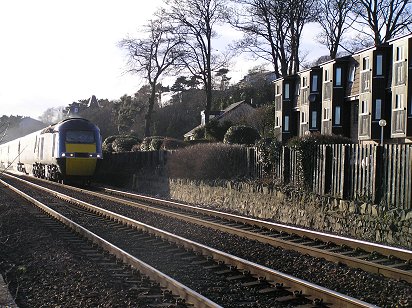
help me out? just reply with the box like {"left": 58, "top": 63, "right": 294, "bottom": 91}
{"left": 0, "top": 118, "right": 103, "bottom": 183}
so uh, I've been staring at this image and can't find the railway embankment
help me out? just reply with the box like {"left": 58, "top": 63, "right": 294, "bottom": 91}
{"left": 127, "top": 174, "right": 412, "bottom": 249}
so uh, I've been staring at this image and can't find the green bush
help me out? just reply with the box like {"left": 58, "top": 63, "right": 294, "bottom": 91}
{"left": 223, "top": 125, "right": 261, "bottom": 145}
{"left": 103, "top": 134, "right": 140, "bottom": 152}
{"left": 205, "top": 120, "right": 232, "bottom": 141}
{"left": 162, "top": 138, "right": 187, "bottom": 150}
{"left": 112, "top": 137, "right": 138, "bottom": 152}
{"left": 150, "top": 138, "right": 163, "bottom": 151}
{"left": 166, "top": 143, "right": 248, "bottom": 180}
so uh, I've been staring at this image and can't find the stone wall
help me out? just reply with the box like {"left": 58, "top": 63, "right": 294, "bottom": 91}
{"left": 132, "top": 176, "right": 412, "bottom": 248}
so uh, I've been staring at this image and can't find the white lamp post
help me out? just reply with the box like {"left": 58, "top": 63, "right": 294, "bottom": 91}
{"left": 379, "top": 119, "right": 387, "bottom": 146}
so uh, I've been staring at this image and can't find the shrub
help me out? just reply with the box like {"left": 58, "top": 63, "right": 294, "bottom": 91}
{"left": 223, "top": 125, "right": 261, "bottom": 145}
{"left": 112, "top": 137, "right": 138, "bottom": 152}
{"left": 192, "top": 127, "right": 205, "bottom": 140}
{"left": 150, "top": 138, "right": 164, "bottom": 151}
{"left": 161, "top": 138, "right": 188, "bottom": 150}
{"left": 287, "top": 133, "right": 352, "bottom": 189}
{"left": 103, "top": 134, "right": 140, "bottom": 152}
{"left": 140, "top": 136, "right": 166, "bottom": 151}
{"left": 166, "top": 143, "right": 249, "bottom": 180}
{"left": 205, "top": 120, "right": 232, "bottom": 141}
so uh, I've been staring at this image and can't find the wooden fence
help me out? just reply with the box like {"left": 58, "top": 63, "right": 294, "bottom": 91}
{"left": 259, "top": 144, "right": 412, "bottom": 210}
{"left": 101, "top": 144, "right": 412, "bottom": 210}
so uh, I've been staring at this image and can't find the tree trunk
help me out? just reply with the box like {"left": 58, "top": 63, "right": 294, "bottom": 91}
{"left": 144, "top": 82, "right": 157, "bottom": 137}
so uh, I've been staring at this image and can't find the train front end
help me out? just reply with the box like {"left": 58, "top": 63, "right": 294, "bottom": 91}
{"left": 56, "top": 118, "right": 102, "bottom": 181}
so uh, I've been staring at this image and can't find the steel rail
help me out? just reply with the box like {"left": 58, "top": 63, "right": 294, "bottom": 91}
{"left": 81, "top": 185, "right": 412, "bottom": 283}
{"left": 1, "top": 174, "right": 377, "bottom": 307}
{"left": 0, "top": 177, "right": 220, "bottom": 308}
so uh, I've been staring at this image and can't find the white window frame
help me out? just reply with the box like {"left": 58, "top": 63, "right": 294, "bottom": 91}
{"left": 395, "top": 93, "right": 404, "bottom": 110}
{"left": 362, "top": 57, "right": 370, "bottom": 71}
{"left": 348, "top": 65, "right": 355, "bottom": 82}
{"left": 361, "top": 100, "right": 368, "bottom": 115}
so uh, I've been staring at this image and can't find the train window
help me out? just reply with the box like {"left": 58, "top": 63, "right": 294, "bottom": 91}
{"left": 65, "top": 130, "right": 95, "bottom": 143}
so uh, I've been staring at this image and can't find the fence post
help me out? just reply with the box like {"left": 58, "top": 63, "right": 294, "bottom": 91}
{"left": 343, "top": 145, "right": 351, "bottom": 199}
{"left": 283, "top": 147, "right": 290, "bottom": 184}
{"left": 324, "top": 145, "right": 332, "bottom": 195}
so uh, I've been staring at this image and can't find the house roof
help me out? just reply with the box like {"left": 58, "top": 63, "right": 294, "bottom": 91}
{"left": 184, "top": 100, "right": 253, "bottom": 138}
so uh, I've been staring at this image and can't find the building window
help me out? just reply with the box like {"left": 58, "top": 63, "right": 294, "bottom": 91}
{"left": 396, "top": 46, "right": 404, "bottom": 61}
{"left": 276, "top": 116, "right": 280, "bottom": 127}
{"left": 363, "top": 57, "right": 370, "bottom": 70}
{"left": 361, "top": 100, "right": 368, "bottom": 114}
{"left": 276, "top": 84, "right": 280, "bottom": 95}
{"left": 375, "top": 99, "right": 382, "bottom": 120}
{"left": 311, "top": 111, "right": 317, "bottom": 128}
{"left": 302, "top": 76, "right": 308, "bottom": 88}
{"left": 284, "top": 116, "right": 289, "bottom": 131}
{"left": 301, "top": 112, "right": 305, "bottom": 123}
{"left": 312, "top": 75, "right": 318, "bottom": 92}
{"left": 284, "top": 83, "right": 290, "bottom": 99}
{"left": 348, "top": 65, "right": 355, "bottom": 82}
{"left": 335, "top": 67, "right": 342, "bottom": 86}
{"left": 323, "top": 107, "right": 330, "bottom": 120}
{"left": 324, "top": 69, "right": 329, "bottom": 82}
{"left": 395, "top": 93, "right": 404, "bottom": 109}
{"left": 376, "top": 54, "right": 383, "bottom": 75}
{"left": 334, "top": 106, "right": 341, "bottom": 125}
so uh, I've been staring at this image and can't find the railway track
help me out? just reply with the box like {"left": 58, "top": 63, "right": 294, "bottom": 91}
{"left": 0, "top": 173, "right": 380, "bottom": 307}
{"left": 96, "top": 186, "right": 412, "bottom": 284}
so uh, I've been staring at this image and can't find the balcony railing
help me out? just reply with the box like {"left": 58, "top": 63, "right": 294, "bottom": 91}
{"left": 300, "top": 88, "right": 309, "bottom": 106}
{"left": 358, "top": 114, "right": 371, "bottom": 137}
{"left": 275, "top": 96, "right": 282, "bottom": 112}
{"left": 360, "top": 70, "right": 371, "bottom": 93}
{"left": 392, "top": 109, "right": 406, "bottom": 135}
{"left": 323, "top": 82, "right": 332, "bottom": 101}
{"left": 394, "top": 61, "right": 407, "bottom": 86}
{"left": 300, "top": 122, "right": 309, "bottom": 136}
{"left": 322, "top": 120, "right": 332, "bottom": 135}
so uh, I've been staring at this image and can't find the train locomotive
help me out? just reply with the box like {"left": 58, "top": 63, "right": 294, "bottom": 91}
{"left": 0, "top": 118, "right": 102, "bottom": 183}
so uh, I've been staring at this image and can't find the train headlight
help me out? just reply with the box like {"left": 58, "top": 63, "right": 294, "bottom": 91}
{"left": 97, "top": 154, "right": 101, "bottom": 158}
{"left": 61, "top": 153, "right": 66, "bottom": 157}
{"left": 69, "top": 153, "right": 74, "bottom": 157}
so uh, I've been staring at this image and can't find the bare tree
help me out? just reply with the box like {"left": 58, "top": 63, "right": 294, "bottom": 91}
{"left": 353, "top": 0, "right": 412, "bottom": 44}
{"left": 228, "top": 0, "right": 316, "bottom": 76}
{"left": 163, "top": 0, "right": 229, "bottom": 126}
{"left": 119, "top": 16, "right": 183, "bottom": 136}
{"left": 315, "top": 0, "right": 356, "bottom": 59}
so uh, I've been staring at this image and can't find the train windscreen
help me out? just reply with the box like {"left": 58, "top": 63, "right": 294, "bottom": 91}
{"left": 65, "top": 130, "right": 95, "bottom": 144}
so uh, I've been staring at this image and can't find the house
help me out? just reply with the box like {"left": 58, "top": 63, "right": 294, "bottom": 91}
{"left": 389, "top": 34, "right": 412, "bottom": 141}
{"left": 184, "top": 101, "right": 255, "bottom": 140}
{"left": 272, "top": 32, "right": 412, "bottom": 144}
{"left": 273, "top": 75, "right": 299, "bottom": 143}
{"left": 297, "top": 66, "right": 323, "bottom": 136}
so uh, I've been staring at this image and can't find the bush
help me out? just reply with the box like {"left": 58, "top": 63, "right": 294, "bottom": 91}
{"left": 140, "top": 136, "right": 166, "bottom": 151}
{"left": 205, "top": 120, "right": 232, "bottom": 142}
{"left": 161, "top": 138, "right": 187, "bottom": 150}
{"left": 223, "top": 125, "right": 261, "bottom": 145}
{"left": 103, "top": 134, "right": 140, "bottom": 152}
{"left": 112, "top": 137, "right": 138, "bottom": 152}
{"left": 166, "top": 143, "right": 249, "bottom": 180}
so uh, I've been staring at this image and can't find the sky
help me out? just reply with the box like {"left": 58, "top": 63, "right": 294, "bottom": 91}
{"left": 0, "top": 0, "right": 327, "bottom": 120}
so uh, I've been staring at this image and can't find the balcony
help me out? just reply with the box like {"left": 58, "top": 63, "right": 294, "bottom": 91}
{"left": 394, "top": 61, "right": 407, "bottom": 86}
{"left": 322, "top": 120, "right": 332, "bottom": 135}
{"left": 300, "top": 88, "right": 309, "bottom": 106}
{"left": 323, "top": 82, "right": 332, "bottom": 101}
{"left": 300, "top": 122, "right": 309, "bottom": 136}
{"left": 360, "top": 70, "right": 371, "bottom": 93}
{"left": 358, "top": 114, "right": 371, "bottom": 137}
{"left": 392, "top": 109, "right": 406, "bottom": 135}
{"left": 275, "top": 96, "right": 282, "bottom": 112}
